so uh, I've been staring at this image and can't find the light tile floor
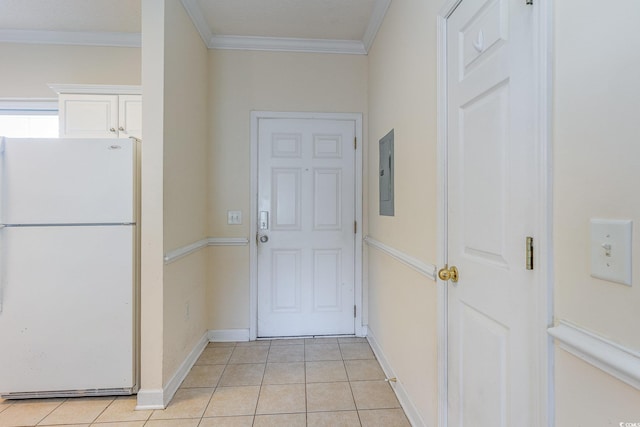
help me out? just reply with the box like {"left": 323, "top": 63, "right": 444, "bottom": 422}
{"left": 0, "top": 338, "right": 411, "bottom": 427}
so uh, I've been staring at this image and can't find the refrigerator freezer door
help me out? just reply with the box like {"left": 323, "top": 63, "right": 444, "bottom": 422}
{"left": 1, "top": 138, "right": 135, "bottom": 225}
{"left": 0, "top": 225, "right": 134, "bottom": 394}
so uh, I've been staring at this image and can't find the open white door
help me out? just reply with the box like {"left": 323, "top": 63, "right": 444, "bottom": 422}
{"left": 442, "top": 0, "right": 542, "bottom": 425}
{"left": 256, "top": 117, "right": 357, "bottom": 337}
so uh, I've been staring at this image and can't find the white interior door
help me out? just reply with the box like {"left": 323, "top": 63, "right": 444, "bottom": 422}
{"left": 445, "top": 0, "right": 537, "bottom": 425}
{"left": 257, "top": 118, "right": 356, "bottom": 337}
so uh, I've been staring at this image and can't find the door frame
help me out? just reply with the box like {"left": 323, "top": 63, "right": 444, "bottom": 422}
{"left": 249, "top": 111, "right": 364, "bottom": 340}
{"left": 436, "top": 0, "right": 554, "bottom": 426}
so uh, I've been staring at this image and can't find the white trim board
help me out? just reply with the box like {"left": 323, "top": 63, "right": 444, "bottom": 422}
{"left": 48, "top": 84, "right": 142, "bottom": 95}
{"left": 164, "top": 237, "right": 249, "bottom": 264}
{"left": 367, "top": 328, "right": 426, "bottom": 427}
{"left": 0, "top": 29, "right": 141, "bottom": 48}
{"left": 364, "top": 236, "right": 437, "bottom": 281}
{"left": 548, "top": 321, "right": 640, "bottom": 391}
{"left": 208, "top": 329, "right": 251, "bottom": 342}
{"left": 250, "top": 111, "right": 364, "bottom": 341}
{"left": 135, "top": 332, "right": 209, "bottom": 410}
{"left": 209, "top": 35, "right": 366, "bottom": 55}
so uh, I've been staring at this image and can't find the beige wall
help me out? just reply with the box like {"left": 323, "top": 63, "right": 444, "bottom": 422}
{"left": 0, "top": 43, "right": 140, "bottom": 98}
{"left": 206, "top": 49, "right": 368, "bottom": 331}
{"left": 161, "top": 0, "right": 210, "bottom": 381}
{"left": 553, "top": 0, "right": 640, "bottom": 421}
{"left": 365, "top": 0, "right": 444, "bottom": 424}
{"left": 139, "top": 0, "right": 209, "bottom": 394}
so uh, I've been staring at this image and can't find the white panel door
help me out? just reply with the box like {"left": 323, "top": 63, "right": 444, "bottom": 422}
{"left": 1, "top": 138, "right": 135, "bottom": 224}
{"left": 59, "top": 94, "right": 119, "bottom": 138}
{"left": 0, "top": 225, "right": 134, "bottom": 394}
{"left": 446, "top": 0, "right": 537, "bottom": 425}
{"left": 257, "top": 118, "right": 356, "bottom": 337}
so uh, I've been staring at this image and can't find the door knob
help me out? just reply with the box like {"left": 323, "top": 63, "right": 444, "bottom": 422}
{"left": 259, "top": 235, "right": 269, "bottom": 243}
{"left": 438, "top": 265, "right": 459, "bottom": 282}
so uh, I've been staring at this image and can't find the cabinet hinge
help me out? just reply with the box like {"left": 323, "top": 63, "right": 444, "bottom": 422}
{"left": 354, "top": 221, "right": 357, "bottom": 234}
{"left": 354, "top": 305, "right": 357, "bottom": 318}
{"left": 526, "top": 236, "right": 534, "bottom": 270}
{"left": 354, "top": 137, "right": 357, "bottom": 150}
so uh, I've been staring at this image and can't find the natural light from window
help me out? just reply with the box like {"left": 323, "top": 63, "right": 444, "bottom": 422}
{"left": 0, "top": 115, "right": 59, "bottom": 138}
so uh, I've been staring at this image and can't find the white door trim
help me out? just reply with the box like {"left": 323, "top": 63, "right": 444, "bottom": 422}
{"left": 249, "top": 111, "right": 364, "bottom": 340}
{"left": 436, "top": 1, "right": 554, "bottom": 426}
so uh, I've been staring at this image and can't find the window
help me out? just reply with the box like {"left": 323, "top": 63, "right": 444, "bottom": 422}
{"left": 0, "top": 100, "right": 59, "bottom": 138}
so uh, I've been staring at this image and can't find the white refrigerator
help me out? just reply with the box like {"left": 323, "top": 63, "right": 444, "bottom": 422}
{"left": 0, "top": 137, "right": 137, "bottom": 398}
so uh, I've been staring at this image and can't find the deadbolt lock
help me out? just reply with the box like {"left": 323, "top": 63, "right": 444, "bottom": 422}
{"left": 438, "top": 265, "right": 459, "bottom": 282}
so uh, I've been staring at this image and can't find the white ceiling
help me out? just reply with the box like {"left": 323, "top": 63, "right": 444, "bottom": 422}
{"left": 0, "top": 0, "right": 391, "bottom": 54}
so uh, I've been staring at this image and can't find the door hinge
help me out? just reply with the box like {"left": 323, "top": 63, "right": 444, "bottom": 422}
{"left": 354, "top": 137, "right": 357, "bottom": 150}
{"left": 354, "top": 305, "right": 357, "bottom": 318}
{"left": 526, "top": 0, "right": 533, "bottom": 4}
{"left": 354, "top": 221, "right": 357, "bottom": 234}
{"left": 526, "top": 236, "right": 534, "bottom": 270}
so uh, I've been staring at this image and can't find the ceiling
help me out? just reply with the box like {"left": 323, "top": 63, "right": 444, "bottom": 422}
{"left": 0, "top": 0, "right": 391, "bottom": 54}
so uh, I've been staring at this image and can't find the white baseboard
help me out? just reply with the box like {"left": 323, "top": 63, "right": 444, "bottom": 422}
{"left": 208, "top": 329, "right": 250, "bottom": 342}
{"left": 135, "top": 332, "right": 209, "bottom": 410}
{"left": 548, "top": 321, "right": 640, "bottom": 391}
{"left": 367, "top": 328, "right": 427, "bottom": 427}
{"left": 135, "top": 389, "right": 165, "bottom": 410}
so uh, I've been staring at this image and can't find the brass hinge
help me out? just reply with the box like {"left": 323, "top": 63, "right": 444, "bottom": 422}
{"left": 526, "top": 236, "right": 534, "bottom": 270}
{"left": 354, "top": 221, "right": 357, "bottom": 234}
{"left": 354, "top": 137, "right": 357, "bottom": 150}
{"left": 354, "top": 305, "right": 357, "bottom": 318}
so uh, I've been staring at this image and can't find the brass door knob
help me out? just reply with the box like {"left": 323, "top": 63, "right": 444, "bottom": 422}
{"left": 438, "top": 265, "right": 459, "bottom": 282}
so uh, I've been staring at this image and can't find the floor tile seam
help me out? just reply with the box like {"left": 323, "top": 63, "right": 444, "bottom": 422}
{"left": 32, "top": 398, "right": 68, "bottom": 426}
{"left": 93, "top": 397, "right": 152, "bottom": 425}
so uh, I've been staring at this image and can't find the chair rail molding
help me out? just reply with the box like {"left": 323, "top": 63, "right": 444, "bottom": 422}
{"left": 548, "top": 321, "right": 640, "bottom": 391}
{"left": 363, "top": 236, "right": 437, "bottom": 281}
{"left": 164, "top": 237, "right": 249, "bottom": 264}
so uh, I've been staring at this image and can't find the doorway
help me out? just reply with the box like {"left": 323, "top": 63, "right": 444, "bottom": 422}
{"left": 249, "top": 112, "right": 364, "bottom": 339}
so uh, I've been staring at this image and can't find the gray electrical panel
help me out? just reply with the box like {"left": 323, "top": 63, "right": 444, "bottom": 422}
{"left": 379, "top": 129, "right": 394, "bottom": 216}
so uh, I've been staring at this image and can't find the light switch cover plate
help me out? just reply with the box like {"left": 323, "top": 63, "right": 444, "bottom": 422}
{"left": 227, "top": 210, "right": 242, "bottom": 225}
{"left": 590, "top": 219, "right": 632, "bottom": 286}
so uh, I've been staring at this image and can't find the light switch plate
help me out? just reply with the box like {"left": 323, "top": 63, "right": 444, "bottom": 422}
{"left": 227, "top": 210, "right": 242, "bottom": 225}
{"left": 590, "top": 219, "right": 632, "bottom": 286}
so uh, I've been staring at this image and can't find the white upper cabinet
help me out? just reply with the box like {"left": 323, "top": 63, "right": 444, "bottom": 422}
{"left": 50, "top": 84, "right": 142, "bottom": 139}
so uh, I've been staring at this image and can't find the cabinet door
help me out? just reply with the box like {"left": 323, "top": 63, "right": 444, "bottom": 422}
{"left": 118, "top": 95, "right": 142, "bottom": 139}
{"left": 59, "top": 94, "right": 119, "bottom": 138}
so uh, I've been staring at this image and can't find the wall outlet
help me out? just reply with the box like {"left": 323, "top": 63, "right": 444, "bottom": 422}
{"left": 227, "top": 210, "right": 242, "bottom": 225}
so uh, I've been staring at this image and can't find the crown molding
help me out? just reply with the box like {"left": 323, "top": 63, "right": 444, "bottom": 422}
{"left": 48, "top": 84, "right": 141, "bottom": 95}
{"left": 0, "top": 29, "right": 141, "bottom": 48}
{"left": 180, "top": 0, "right": 388, "bottom": 55}
{"left": 209, "top": 35, "right": 366, "bottom": 55}
{"left": 180, "top": 0, "right": 214, "bottom": 48}
{"left": 363, "top": 0, "right": 392, "bottom": 52}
